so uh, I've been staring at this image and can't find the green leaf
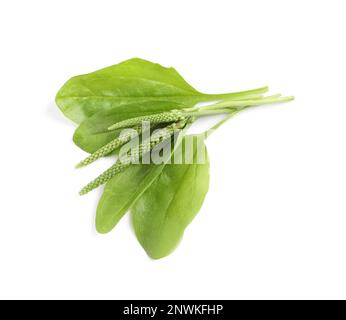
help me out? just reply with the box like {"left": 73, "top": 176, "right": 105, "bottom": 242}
{"left": 96, "top": 164, "right": 165, "bottom": 234}
{"left": 73, "top": 100, "right": 186, "bottom": 153}
{"left": 131, "top": 135, "right": 210, "bottom": 259}
{"left": 95, "top": 125, "right": 189, "bottom": 233}
{"left": 56, "top": 58, "right": 264, "bottom": 123}
{"left": 56, "top": 58, "right": 201, "bottom": 123}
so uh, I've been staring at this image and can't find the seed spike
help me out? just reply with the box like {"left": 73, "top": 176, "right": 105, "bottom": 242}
{"left": 76, "top": 126, "right": 142, "bottom": 168}
{"left": 79, "top": 161, "right": 130, "bottom": 195}
{"left": 108, "top": 110, "right": 185, "bottom": 131}
{"left": 79, "top": 120, "right": 187, "bottom": 195}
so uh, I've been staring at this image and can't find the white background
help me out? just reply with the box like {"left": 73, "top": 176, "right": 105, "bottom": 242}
{"left": 0, "top": 0, "right": 345, "bottom": 300}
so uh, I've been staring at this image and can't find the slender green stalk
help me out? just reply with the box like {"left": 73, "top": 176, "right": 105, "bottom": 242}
{"left": 204, "top": 110, "right": 241, "bottom": 137}
{"left": 209, "top": 91, "right": 281, "bottom": 102}
{"left": 184, "top": 108, "right": 237, "bottom": 117}
{"left": 203, "top": 95, "right": 291, "bottom": 136}
{"left": 202, "top": 86, "right": 269, "bottom": 101}
{"left": 108, "top": 110, "right": 185, "bottom": 131}
{"left": 236, "top": 93, "right": 281, "bottom": 100}
{"left": 200, "top": 95, "right": 294, "bottom": 111}
{"left": 185, "top": 87, "right": 269, "bottom": 113}
{"left": 184, "top": 94, "right": 292, "bottom": 117}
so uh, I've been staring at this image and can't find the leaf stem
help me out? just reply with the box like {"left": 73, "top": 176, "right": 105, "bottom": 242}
{"left": 203, "top": 86, "right": 269, "bottom": 101}
{"left": 183, "top": 94, "right": 292, "bottom": 118}
{"left": 204, "top": 110, "right": 242, "bottom": 137}
{"left": 184, "top": 108, "right": 236, "bottom": 117}
{"left": 200, "top": 95, "right": 294, "bottom": 111}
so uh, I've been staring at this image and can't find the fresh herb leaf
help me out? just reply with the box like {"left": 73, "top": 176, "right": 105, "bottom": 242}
{"left": 96, "top": 164, "right": 164, "bottom": 234}
{"left": 56, "top": 58, "right": 268, "bottom": 123}
{"left": 131, "top": 135, "right": 210, "bottom": 259}
{"left": 95, "top": 125, "right": 189, "bottom": 233}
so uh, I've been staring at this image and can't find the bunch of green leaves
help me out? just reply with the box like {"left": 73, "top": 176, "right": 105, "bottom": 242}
{"left": 56, "top": 58, "right": 293, "bottom": 259}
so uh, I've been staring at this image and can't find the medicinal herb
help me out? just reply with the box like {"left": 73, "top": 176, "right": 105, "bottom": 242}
{"left": 56, "top": 58, "right": 294, "bottom": 259}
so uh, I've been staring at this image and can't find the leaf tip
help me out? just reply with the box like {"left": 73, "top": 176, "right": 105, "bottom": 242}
{"left": 95, "top": 221, "right": 112, "bottom": 234}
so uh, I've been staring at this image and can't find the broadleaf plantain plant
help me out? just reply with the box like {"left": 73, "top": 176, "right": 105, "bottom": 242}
{"left": 56, "top": 58, "right": 294, "bottom": 259}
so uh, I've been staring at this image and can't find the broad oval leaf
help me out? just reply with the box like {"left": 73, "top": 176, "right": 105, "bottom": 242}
{"left": 131, "top": 135, "right": 210, "bottom": 259}
{"left": 56, "top": 58, "right": 257, "bottom": 124}
{"left": 56, "top": 58, "right": 202, "bottom": 123}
